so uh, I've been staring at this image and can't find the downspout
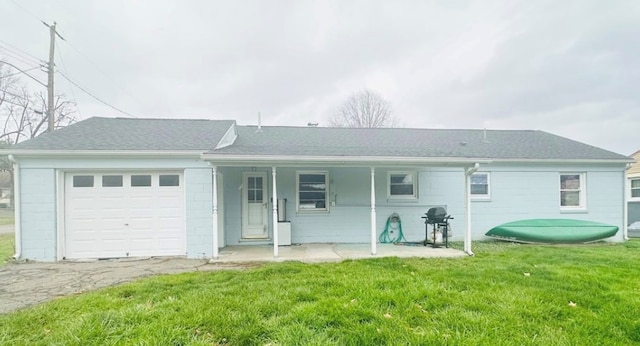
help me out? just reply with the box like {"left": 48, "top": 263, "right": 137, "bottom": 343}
{"left": 624, "top": 164, "right": 631, "bottom": 241}
{"left": 464, "top": 163, "right": 480, "bottom": 256}
{"left": 8, "top": 155, "right": 21, "bottom": 260}
{"left": 212, "top": 166, "right": 219, "bottom": 259}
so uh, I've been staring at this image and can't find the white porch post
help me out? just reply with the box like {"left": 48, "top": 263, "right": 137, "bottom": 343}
{"left": 464, "top": 163, "right": 479, "bottom": 255}
{"left": 212, "top": 166, "right": 219, "bottom": 259}
{"left": 272, "top": 166, "right": 279, "bottom": 258}
{"left": 370, "top": 167, "right": 377, "bottom": 255}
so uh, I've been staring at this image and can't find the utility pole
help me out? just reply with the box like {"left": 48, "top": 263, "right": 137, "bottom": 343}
{"left": 43, "top": 21, "right": 64, "bottom": 133}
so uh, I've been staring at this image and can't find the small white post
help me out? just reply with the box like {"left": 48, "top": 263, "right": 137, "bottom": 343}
{"left": 370, "top": 167, "right": 377, "bottom": 255}
{"left": 464, "top": 172, "right": 471, "bottom": 254}
{"left": 212, "top": 167, "right": 219, "bottom": 259}
{"left": 464, "top": 163, "right": 479, "bottom": 255}
{"left": 272, "top": 166, "right": 279, "bottom": 258}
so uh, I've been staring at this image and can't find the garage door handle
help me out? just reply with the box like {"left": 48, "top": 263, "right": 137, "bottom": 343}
{"left": 124, "top": 223, "right": 129, "bottom": 226}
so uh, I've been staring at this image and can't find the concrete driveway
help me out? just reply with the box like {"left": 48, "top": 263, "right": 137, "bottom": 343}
{"left": 0, "top": 258, "right": 247, "bottom": 314}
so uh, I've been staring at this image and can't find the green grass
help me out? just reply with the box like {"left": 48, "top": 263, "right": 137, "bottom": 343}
{"left": 0, "top": 233, "right": 13, "bottom": 265}
{"left": 2, "top": 241, "right": 640, "bottom": 345}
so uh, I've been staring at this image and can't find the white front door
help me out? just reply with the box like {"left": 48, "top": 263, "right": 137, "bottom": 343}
{"left": 242, "top": 172, "right": 268, "bottom": 239}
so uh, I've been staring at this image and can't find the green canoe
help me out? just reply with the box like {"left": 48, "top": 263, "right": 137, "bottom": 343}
{"left": 485, "top": 219, "right": 619, "bottom": 243}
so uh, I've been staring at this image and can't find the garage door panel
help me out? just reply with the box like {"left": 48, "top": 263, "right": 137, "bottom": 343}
{"left": 65, "top": 172, "right": 185, "bottom": 259}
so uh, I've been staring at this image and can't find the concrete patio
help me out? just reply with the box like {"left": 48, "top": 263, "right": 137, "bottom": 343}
{"left": 210, "top": 243, "right": 467, "bottom": 263}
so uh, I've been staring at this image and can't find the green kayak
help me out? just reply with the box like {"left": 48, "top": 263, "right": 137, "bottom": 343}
{"left": 485, "top": 219, "right": 619, "bottom": 243}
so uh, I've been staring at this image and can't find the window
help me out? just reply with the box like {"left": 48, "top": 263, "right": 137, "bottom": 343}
{"left": 102, "top": 175, "right": 123, "bottom": 187}
{"left": 297, "top": 171, "right": 328, "bottom": 211}
{"left": 131, "top": 175, "right": 152, "bottom": 187}
{"left": 470, "top": 173, "right": 490, "bottom": 199}
{"left": 159, "top": 174, "right": 180, "bottom": 186}
{"left": 560, "top": 173, "right": 585, "bottom": 209}
{"left": 631, "top": 178, "right": 640, "bottom": 199}
{"left": 388, "top": 171, "right": 417, "bottom": 199}
{"left": 73, "top": 175, "right": 94, "bottom": 187}
{"left": 247, "top": 176, "right": 263, "bottom": 203}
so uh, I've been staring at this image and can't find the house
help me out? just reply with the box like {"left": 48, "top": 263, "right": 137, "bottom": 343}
{"left": 0, "top": 117, "right": 632, "bottom": 261}
{"left": 627, "top": 150, "right": 640, "bottom": 236}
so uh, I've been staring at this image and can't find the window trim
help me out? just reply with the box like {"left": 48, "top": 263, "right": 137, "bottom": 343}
{"left": 560, "top": 173, "right": 586, "bottom": 210}
{"left": 296, "top": 170, "right": 329, "bottom": 213}
{"left": 387, "top": 171, "right": 418, "bottom": 200}
{"left": 470, "top": 172, "right": 491, "bottom": 200}
{"left": 630, "top": 177, "right": 640, "bottom": 201}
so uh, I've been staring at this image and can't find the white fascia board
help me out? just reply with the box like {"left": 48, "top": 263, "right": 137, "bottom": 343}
{"left": 214, "top": 122, "right": 238, "bottom": 150}
{"left": 490, "top": 158, "right": 633, "bottom": 165}
{"left": 1, "top": 150, "right": 205, "bottom": 158}
{"left": 201, "top": 154, "right": 492, "bottom": 167}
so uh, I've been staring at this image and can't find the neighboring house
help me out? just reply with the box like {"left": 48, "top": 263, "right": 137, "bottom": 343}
{"left": 0, "top": 171, "right": 11, "bottom": 208}
{"left": 627, "top": 150, "right": 640, "bottom": 235}
{"left": 0, "top": 117, "right": 632, "bottom": 261}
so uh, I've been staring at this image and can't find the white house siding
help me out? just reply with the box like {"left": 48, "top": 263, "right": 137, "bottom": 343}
{"left": 16, "top": 157, "right": 214, "bottom": 261}
{"left": 20, "top": 168, "right": 56, "bottom": 260}
{"left": 471, "top": 163, "right": 627, "bottom": 241}
{"left": 184, "top": 168, "right": 214, "bottom": 258}
{"left": 220, "top": 166, "right": 467, "bottom": 245}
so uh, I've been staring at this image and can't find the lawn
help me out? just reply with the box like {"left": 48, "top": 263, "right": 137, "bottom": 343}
{"left": 0, "top": 233, "right": 13, "bottom": 265}
{"left": 1, "top": 241, "right": 640, "bottom": 345}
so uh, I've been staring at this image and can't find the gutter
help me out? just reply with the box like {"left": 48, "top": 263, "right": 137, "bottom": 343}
{"left": 202, "top": 154, "right": 493, "bottom": 166}
{"left": 8, "top": 155, "right": 21, "bottom": 260}
{"left": 464, "top": 163, "right": 480, "bottom": 256}
{"left": 0, "top": 150, "right": 205, "bottom": 158}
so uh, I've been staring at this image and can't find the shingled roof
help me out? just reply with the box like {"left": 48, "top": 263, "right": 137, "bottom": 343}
{"left": 207, "top": 125, "right": 630, "bottom": 161}
{"left": 5, "top": 117, "right": 631, "bottom": 162}
{"left": 9, "top": 117, "right": 234, "bottom": 151}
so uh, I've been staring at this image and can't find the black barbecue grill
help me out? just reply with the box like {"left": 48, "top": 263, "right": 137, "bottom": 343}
{"left": 421, "top": 207, "right": 453, "bottom": 248}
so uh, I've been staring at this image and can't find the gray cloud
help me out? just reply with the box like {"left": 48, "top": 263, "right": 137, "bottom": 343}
{"left": 0, "top": 0, "right": 637, "bottom": 155}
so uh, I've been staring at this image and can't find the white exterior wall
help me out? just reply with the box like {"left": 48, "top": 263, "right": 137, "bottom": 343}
{"left": 221, "top": 163, "right": 626, "bottom": 245}
{"left": 472, "top": 163, "right": 627, "bottom": 241}
{"left": 221, "top": 166, "right": 466, "bottom": 245}
{"left": 15, "top": 157, "right": 214, "bottom": 261}
{"left": 15, "top": 157, "right": 628, "bottom": 261}
{"left": 20, "top": 168, "right": 57, "bottom": 260}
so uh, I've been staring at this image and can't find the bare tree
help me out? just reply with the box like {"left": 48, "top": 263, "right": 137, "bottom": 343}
{"left": 1, "top": 61, "right": 77, "bottom": 209}
{"left": 329, "top": 89, "right": 399, "bottom": 128}
{"left": 0, "top": 61, "right": 76, "bottom": 145}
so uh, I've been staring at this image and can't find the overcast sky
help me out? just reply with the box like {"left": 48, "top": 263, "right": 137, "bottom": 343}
{"left": 1, "top": 0, "right": 638, "bottom": 155}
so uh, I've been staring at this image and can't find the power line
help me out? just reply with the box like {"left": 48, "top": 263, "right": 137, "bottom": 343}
{"left": 0, "top": 61, "right": 47, "bottom": 87}
{"left": 0, "top": 46, "right": 40, "bottom": 67}
{"left": 0, "top": 66, "right": 40, "bottom": 80}
{"left": 8, "top": 0, "right": 43, "bottom": 23}
{"left": 61, "top": 40, "right": 144, "bottom": 107}
{"left": 0, "top": 97, "right": 43, "bottom": 114}
{"left": 0, "top": 40, "right": 42, "bottom": 64}
{"left": 55, "top": 42, "right": 82, "bottom": 119}
{"left": 57, "top": 71, "right": 138, "bottom": 118}
{"left": 2, "top": 89, "right": 30, "bottom": 100}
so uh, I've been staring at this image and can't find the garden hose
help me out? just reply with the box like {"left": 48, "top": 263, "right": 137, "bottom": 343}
{"left": 379, "top": 213, "right": 407, "bottom": 243}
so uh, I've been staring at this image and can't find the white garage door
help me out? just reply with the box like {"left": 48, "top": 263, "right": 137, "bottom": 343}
{"left": 64, "top": 172, "right": 185, "bottom": 259}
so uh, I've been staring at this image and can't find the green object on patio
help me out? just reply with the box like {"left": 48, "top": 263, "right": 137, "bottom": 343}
{"left": 379, "top": 213, "right": 407, "bottom": 243}
{"left": 485, "top": 219, "right": 619, "bottom": 243}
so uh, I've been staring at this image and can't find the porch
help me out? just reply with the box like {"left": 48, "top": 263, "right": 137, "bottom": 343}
{"left": 209, "top": 243, "right": 466, "bottom": 263}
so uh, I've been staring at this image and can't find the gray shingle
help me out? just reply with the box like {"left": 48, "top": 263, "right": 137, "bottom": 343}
{"left": 8, "top": 117, "right": 630, "bottom": 161}
{"left": 10, "top": 117, "right": 234, "bottom": 151}
{"left": 207, "top": 125, "right": 630, "bottom": 161}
